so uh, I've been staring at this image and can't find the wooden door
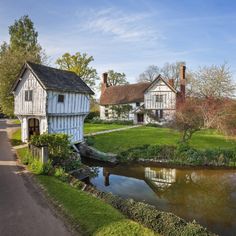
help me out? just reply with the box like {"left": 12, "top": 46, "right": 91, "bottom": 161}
{"left": 28, "top": 118, "right": 40, "bottom": 139}
{"left": 137, "top": 113, "right": 144, "bottom": 123}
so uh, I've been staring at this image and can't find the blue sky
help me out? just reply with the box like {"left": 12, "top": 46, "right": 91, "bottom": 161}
{"left": 0, "top": 0, "right": 236, "bottom": 82}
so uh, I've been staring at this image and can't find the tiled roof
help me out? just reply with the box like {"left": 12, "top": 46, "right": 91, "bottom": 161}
{"left": 12, "top": 62, "right": 94, "bottom": 94}
{"left": 100, "top": 82, "right": 151, "bottom": 105}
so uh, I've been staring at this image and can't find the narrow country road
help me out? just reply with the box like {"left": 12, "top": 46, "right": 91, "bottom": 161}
{"left": 0, "top": 120, "right": 72, "bottom": 236}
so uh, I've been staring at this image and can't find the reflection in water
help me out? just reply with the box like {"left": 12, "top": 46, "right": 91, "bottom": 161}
{"left": 82, "top": 159, "right": 236, "bottom": 236}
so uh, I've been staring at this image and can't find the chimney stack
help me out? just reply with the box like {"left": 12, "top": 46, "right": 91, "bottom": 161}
{"left": 101, "top": 72, "right": 108, "bottom": 94}
{"left": 180, "top": 65, "right": 186, "bottom": 100}
{"left": 168, "top": 79, "right": 174, "bottom": 88}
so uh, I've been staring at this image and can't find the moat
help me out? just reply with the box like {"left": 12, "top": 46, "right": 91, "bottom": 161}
{"left": 82, "top": 159, "right": 236, "bottom": 236}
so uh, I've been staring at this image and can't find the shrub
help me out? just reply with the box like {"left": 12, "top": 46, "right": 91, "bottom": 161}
{"left": 118, "top": 144, "right": 236, "bottom": 167}
{"left": 118, "top": 144, "right": 176, "bottom": 162}
{"left": 29, "top": 158, "right": 44, "bottom": 174}
{"left": 54, "top": 167, "right": 69, "bottom": 182}
{"left": 30, "top": 133, "right": 72, "bottom": 162}
{"left": 84, "top": 186, "right": 215, "bottom": 236}
{"left": 86, "top": 118, "right": 133, "bottom": 125}
{"left": 85, "top": 111, "right": 100, "bottom": 121}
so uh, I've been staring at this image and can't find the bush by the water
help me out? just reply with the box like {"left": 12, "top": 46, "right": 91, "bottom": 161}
{"left": 85, "top": 118, "right": 133, "bottom": 125}
{"left": 81, "top": 185, "right": 215, "bottom": 236}
{"left": 30, "top": 133, "right": 72, "bottom": 162}
{"left": 119, "top": 143, "right": 236, "bottom": 167}
{"left": 17, "top": 148, "right": 53, "bottom": 175}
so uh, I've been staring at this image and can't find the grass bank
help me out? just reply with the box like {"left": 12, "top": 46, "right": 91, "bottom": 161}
{"left": 91, "top": 126, "right": 236, "bottom": 153}
{"left": 37, "top": 176, "right": 156, "bottom": 236}
{"left": 16, "top": 148, "right": 156, "bottom": 236}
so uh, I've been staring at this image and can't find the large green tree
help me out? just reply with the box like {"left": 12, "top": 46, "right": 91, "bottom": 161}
{"left": 0, "top": 15, "right": 43, "bottom": 116}
{"left": 56, "top": 52, "right": 98, "bottom": 89}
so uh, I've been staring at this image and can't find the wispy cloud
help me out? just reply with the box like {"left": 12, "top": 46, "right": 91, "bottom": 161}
{"left": 79, "top": 8, "right": 162, "bottom": 43}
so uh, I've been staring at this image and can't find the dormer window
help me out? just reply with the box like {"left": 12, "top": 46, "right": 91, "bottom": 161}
{"left": 58, "top": 94, "right": 64, "bottom": 103}
{"left": 25, "top": 90, "right": 33, "bottom": 101}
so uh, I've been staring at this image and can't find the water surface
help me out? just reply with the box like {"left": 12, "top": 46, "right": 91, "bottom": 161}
{"left": 82, "top": 159, "right": 236, "bottom": 236}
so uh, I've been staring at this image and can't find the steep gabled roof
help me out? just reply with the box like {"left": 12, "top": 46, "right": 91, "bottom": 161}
{"left": 100, "top": 82, "right": 151, "bottom": 105}
{"left": 12, "top": 62, "right": 94, "bottom": 94}
{"left": 144, "top": 75, "right": 177, "bottom": 93}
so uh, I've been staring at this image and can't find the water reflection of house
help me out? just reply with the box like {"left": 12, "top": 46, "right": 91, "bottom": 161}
{"left": 102, "top": 166, "right": 176, "bottom": 193}
{"left": 145, "top": 167, "right": 176, "bottom": 190}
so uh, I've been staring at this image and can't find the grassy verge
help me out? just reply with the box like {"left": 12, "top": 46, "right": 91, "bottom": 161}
{"left": 10, "top": 128, "right": 23, "bottom": 146}
{"left": 37, "top": 176, "right": 156, "bottom": 236}
{"left": 16, "top": 147, "right": 157, "bottom": 236}
{"left": 11, "top": 119, "right": 21, "bottom": 125}
{"left": 84, "top": 123, "right": 129, "bottom": 134}
{"left": 92, "top": 126, "right": 236, "bottom": 153}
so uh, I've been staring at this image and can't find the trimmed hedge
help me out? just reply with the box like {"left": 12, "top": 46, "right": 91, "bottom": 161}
{"left": 83, "top": 185, "right": 216, "bottom": 236}
{"left": 85, "top": 118, "right": 133, "bottom": 125}
{"left": 118, "top": 144, "right": 236, "bottom": 167}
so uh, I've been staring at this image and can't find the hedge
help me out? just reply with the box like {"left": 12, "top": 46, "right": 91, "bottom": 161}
{"left": 82, "top": 185, "right": 216, "bottom": 236}
{"left": 118, "top": 144, "right": 236, "bottom": 167}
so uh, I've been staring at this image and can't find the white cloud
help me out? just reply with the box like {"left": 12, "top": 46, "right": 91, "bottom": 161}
{"left": 80, "top": 8, "right": 162, "bottom": 43}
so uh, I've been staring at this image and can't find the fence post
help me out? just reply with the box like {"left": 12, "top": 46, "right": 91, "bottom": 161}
{"left": 41, "top": 146, "right": 48, "bottom": 163}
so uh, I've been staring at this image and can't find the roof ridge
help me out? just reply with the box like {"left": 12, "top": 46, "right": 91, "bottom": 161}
{"left": 26, "top": 61, "right": 76, "bottom": 75}
{"left": 107, "top": 81, "right": 151, "bottom": 88}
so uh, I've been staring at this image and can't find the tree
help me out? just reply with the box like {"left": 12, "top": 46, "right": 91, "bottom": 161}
{"left": 216, "top": 100, "right": 236, "bottom": 136}
{"left": 189, "top": 63, "right": 235, "bottom": 98}
{"left": 110, "top": 104, "right": 133, "bottom": 119}
{"left": 9, "top": 15, "right": 42, "bottom": 59}
{"left": 56, "top": 52, "right": 98, "bottom": 89}
{"left": 0, "top": 15, "right": 43, "bottom": 116}
{"left": 107, "top": 70, "right": 128, "bottom": 86}
{"left": 138, "top": 61, "right": 186, "bottom": 89}
{"left": 198, "top": 97, "right": 225, "bottom": 128}
{"left": 161, "top": 61, "right": 186, "bottom": 89}
{"left": 138, "top": 65, "right": 161, "bottom": 82}
{"left": 173, "top": 99, "right": 203, "bottom": 142}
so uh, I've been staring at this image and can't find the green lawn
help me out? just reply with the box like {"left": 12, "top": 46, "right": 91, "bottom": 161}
{"left": 10, "top": 128, "right": 23, "bottom": 146}
{"left": 37, "top": 175, "right": 156, "bottom": 236}
{"left": 11, "top": 119, "right": 21, "bottom": 125}
{"left": 84, "top": 123, "right": 129, "bottom": 134}
{"left": 92, "top": 126, "right": 236, "bottom": 153}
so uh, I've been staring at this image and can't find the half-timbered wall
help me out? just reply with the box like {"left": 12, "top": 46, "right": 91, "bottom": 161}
{"left": 144, "top": 80, "right": 176, "bottom": 110}
{"left": 47, "top": 91, "right": 90, "bottom": 115}
{"left": 14, "top": 69, "right": 47, "bottom": 116}
{"left": 48, "top": 115, "right": 85, "bottom": 143}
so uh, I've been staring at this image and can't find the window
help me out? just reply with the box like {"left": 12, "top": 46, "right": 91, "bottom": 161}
{"left": 25, "top": 90, "right": 33, "bottom": 101}
{"left": 58, "top": 94, "right": 64, "bottom": 103}
{"left": 155, "top": 109, "right": 164, "bottom": 119}
{"left": 105, "top": 109, "right": 109, "bottom": 117}
{"left": 156, "top": 95, "right": 164, "bottom": 103}
{"left": 136, "top": 102, "right": 140, "bottom": 107}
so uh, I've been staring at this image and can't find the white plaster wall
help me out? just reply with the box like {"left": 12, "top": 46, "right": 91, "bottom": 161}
{"left": 14, "top": 69, "right": 47, "bottom": 116}
{"left": 47, "top": 91, "right": 90, "bottom": 115}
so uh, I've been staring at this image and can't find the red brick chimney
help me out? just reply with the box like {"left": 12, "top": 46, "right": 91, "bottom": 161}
{"left": 101, "top": 72, "right": 108, "bottom": 94}
{"left": 168, "top": 79, "right": 174, "bottom": 88}
{"left": 180, "top": 65, "right": 186, "bottom": 100}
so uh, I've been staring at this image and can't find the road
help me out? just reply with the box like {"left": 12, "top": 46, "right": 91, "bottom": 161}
{"left": 0, "top": 120, "right": 72, "bottom": 236}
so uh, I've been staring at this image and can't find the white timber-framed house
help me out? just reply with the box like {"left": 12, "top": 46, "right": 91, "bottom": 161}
{"left": 12, "top": 61, "right": 94, "bottom": 143}
{"left": 100, "top": 65, "right": 186, "bottom": 124}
